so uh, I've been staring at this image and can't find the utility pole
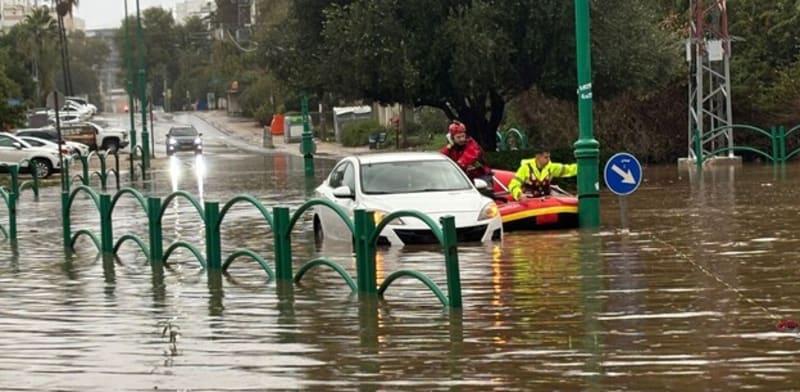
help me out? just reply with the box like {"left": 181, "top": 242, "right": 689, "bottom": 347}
{"left": 686, "top": 0, "right": 736, "bottom": 165}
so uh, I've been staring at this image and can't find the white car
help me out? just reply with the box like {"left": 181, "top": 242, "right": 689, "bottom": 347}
{"left": 312, "top": 152, "right": 503, "bottom": 246}
{"left": 17, "top": 136, "right": 90, "bottom": 157}
{"left": 0, "top": 133, "right": 62, "bottom": 178}
{"left": 66, "top": 97, "right": 98, "bottom": 115}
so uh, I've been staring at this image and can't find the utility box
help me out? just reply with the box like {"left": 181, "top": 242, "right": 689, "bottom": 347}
{"left": 283, "top": 115, "right": 306, "bottom": 143}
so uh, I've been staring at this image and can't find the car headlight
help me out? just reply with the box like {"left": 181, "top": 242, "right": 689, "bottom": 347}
{"left": 168, "top": 137, "right": 177, "bottom": 145}
{"left": 478, "top": 202, "right": 499, "bottom": 221}
{"left": 373, "top": 209, "right": 405, "bottom": 226}
{"left": 194, "top": 137, "right": 202, "bottom": 145}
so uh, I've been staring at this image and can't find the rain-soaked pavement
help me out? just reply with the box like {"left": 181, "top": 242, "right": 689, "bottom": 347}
{"left": 1, "top": 114, "right": 800, "bottom": 390}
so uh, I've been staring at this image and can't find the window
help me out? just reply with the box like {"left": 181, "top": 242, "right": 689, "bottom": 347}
{"left": 361, "top": 160, "right": 472, "bottom": 195}
{"left": 0, "top": 135, "right": 17, "bottom": 148}
{"left": 328, "top": 162, "right": 352, "bottom": 188}
{"left": 170, "top": 127, "right": 198, "bottom": 137}
{"left": 342, "top": 163, "right": 355, "bottom": 191}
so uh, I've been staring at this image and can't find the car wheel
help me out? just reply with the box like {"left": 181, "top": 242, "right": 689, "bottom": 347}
{"left": 102, "top": 138, "right": 120, "bottom": 151}
{"left": 32, "top": 158, "right": 52, "bottom": 179}
{"left": 313, "top": 215, "right": 324, "bottom": 245}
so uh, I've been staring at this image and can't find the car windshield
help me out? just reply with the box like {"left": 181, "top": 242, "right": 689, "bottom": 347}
{"left": 170, "top": 127, "right": 197, "bottom": 137}
{"left": 360, "top": 160, "right": 472, "bottom": 194}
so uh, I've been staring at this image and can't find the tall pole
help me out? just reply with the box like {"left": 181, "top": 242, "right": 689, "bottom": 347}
{"left": 573, "top": 0, "right": 600, "bottom": 228}
{"left": 123, "top": 0, "right": 137, "bottom": 179}
{"left": 135, "top": 0, "right": 150, "bottom": 169}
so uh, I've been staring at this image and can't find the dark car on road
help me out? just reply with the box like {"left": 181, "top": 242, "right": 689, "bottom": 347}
{"left": 166, "top": 126, "right": 202, "bottom": 156}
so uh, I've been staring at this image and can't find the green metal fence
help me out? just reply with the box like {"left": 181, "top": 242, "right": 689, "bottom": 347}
{"left": 691, "top": 124, "right": 800, "bottom": 167}
{"left": 496, "top": 128, "right": 528, "bottom": 152}
{"left": 61, "top": 187, "right": 464, "bottom": 308}
{"left": 64, "top": 150, "right": 122, "bottom": 192}
{"left": 0, "top": 163, "right": 39, "bottom": 242}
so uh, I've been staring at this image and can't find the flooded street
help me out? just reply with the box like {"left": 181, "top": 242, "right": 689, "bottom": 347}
{"left": 1, "top": 123, "right": 800, "bottom": 390}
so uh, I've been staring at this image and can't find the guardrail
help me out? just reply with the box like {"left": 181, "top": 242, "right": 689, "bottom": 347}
{"left": 64, "top": 150, "right": 121, "bottom": 192}
{"left": 0, "top": 163, "right": 39, "bottom": 242}
{"left": 691, "top": 125, "right": 800, "bottom": 167}
{"left": 61, "top": 188, "right": 464, "bottom": 308}
{"left": 496, "top": 128, "right": 528, "bottom": 152}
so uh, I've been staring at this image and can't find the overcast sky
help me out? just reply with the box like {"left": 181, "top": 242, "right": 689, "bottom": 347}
{"left": 73, "top": 0, "right": 176, "bottom": 30}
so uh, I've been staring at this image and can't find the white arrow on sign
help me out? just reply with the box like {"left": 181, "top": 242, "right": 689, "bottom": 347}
{"left": 611, "top": 164, "right": 636, "bottom": 184}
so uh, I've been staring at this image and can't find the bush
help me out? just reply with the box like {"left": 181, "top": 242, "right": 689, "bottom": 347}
{"left": 254, "top": 104, "right": 273, "bottom": 126}
{"left": 341, "top": 119, "right": 389, "bottom": 147}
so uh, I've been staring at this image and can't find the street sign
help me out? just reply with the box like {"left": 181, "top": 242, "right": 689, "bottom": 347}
{"left": 604, "top": 152, "right": 642, "bottom": 196}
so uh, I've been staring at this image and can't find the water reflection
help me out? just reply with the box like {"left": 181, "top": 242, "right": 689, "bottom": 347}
{"left": 3, "top": 156, "right": 800, "bottom": 390}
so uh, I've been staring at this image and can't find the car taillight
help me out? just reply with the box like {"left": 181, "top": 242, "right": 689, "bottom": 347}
{"left": 61, "top": 148, "right": 70, "bottom": 155}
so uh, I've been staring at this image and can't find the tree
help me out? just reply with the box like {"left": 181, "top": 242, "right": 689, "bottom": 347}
{"left": 54, "top": 0, "right": 80, "bottom": 95}
{"left": 20, "top": 7, "right": 59, "bottom": 105}
{"left": 0, "top": 49, "right": 25, "bottom": 130}
{"left": 269, "top": 0, "right": 677, "bottom": 150}
{"left": 55, "top": 31, "right": 109, "bottom": 103}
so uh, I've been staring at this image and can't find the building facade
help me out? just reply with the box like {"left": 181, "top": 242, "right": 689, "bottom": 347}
{"left": 1, "top": 0, "right": 84, "bottom": 33}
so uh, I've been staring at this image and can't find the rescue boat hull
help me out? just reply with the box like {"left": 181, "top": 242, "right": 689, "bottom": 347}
{"left": 491, "top": 170, "right": 579, "bottom": 231}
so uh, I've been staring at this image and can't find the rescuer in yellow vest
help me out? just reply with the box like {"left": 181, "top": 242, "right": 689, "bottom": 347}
{"left": 508, "top": 147, "right": 578, "bottom": 202}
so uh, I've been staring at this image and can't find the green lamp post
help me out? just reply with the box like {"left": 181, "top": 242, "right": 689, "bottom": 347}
{"left": 573, "top": 0, "right": 601, "bottom": 228}
{"left": 123, "top": 0, "right": 137, "bottom": 178}
{"left": 135, "top": 0, "right": 150, "bottom": 169}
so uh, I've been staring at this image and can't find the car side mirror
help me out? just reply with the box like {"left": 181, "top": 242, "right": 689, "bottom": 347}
{"left": 332, "top": 185, "right": 354, "bottom": 199}
{"left": 198, "top": 133, "right": 203, "bottom": 137}
{"left": 474, "top": 178, "right": 489, "bottom": 190}
{"left": 12, "top": 142, "right": 23, "bottom": 150}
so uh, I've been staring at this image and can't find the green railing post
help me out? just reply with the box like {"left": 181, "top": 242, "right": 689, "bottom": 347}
{"left": 301, "top": 95, "right": 315, "bottom": 178}
{"left": 80, "top": 155, "right": 89, "bottom": 186}
{"left": 779, "top": 125, "right": 787, "bottom": 163}
{"left": 440, "top": 216, "right": 462, "bottom": 308}
{"left": 770, "top": 126, "right": 778, "bottom": 163}
{"left": 272, "top": 207, "right": 293, "bottom": 281}
{"left": 9, "top": 164, "right": 19, "bottom": 195}
{"left": 496, "top": 131, "right": 506, "bottom": 152}
{"left": 573, "top": 0, "right": 601, "bottom": 229}
{"left": 354, "top": 209, "right": 377, "bottom": 295}
{"left": 204, "top": 201, "right": 221, "bottom": 270}
{"left": 6, "top": 165, "right": 19, "bottom": 243}
{"left": 148, "top": 197, "right": 163, "bottom": 264}
{"left": 99, "top": 194, "right": 113, "bottom": 255}
{"left": 692, "top": 128, "right": 703, "bottom": 169}
{"left": 61, "top": 191, "right": 71, "bottom": 253}
{"left": 99, "top": 154, "right": 108, "bottom": 191}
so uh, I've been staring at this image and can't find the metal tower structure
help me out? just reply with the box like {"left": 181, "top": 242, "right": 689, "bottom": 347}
{"left": 688, "top": 0, "right": 733, "bottom": 161}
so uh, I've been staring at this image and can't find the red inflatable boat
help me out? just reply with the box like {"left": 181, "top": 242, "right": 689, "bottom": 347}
{"left": 491, "top": 170, "right": 579, "bottom": 231}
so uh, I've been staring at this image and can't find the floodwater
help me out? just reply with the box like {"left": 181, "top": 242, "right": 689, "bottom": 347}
{"left": 1, "top": 147, "right": 800, "bottom": 391}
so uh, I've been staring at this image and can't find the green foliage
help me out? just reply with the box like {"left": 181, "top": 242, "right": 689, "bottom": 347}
{"left": 265, "top": 0, "right": 678, "bottom": 151}
{"left": 254, "top": 104, "right": 273, "bottom": 126}
{"left": 340, "top": 119, "right": 387, "bottom": 147}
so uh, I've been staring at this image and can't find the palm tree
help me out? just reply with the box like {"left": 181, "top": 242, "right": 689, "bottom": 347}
{"left": 20, "top": 7, "right": 59, "bottom": 104}
{"left": 54, "top": 0, "right": 79, "bottom": 95}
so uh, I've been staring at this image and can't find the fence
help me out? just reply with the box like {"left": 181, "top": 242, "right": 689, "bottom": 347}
{"left": 691, "top": 125, "right": 800, "bottom": 167}
{"left": 0, "top": 163, "right": 39, "bottom": 242}
{"left": 61, "top": 187, "right": 465, "bottom": 308}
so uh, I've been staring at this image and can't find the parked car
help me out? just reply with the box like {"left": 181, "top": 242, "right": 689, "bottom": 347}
{"left": 166, "top": 125, "right": 203, "bottom": 155}
{"left": 58, "top": 122, "right": 128, "bottom": 151}
{"left": 15, "top": 127, "right": 92, "bottom": 156}
{"left": 65, "top": 97, "right": 98, "bottom": 115}
{"left": 0, "top": 133, "right": 62, "bottom": 178}
{"left": 17, "top": 135, "right": 90, "bottom": 158}
{"left": 312, "top": 152, "right": 503, "bottom": 246}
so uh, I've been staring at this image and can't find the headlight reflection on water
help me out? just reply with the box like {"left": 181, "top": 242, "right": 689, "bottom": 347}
{"left": 168, "top": 154, "right": 207, "bottom": 201}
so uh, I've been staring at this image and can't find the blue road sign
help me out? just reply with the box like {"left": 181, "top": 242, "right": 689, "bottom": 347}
{"left": 604, "top": 152, "right": 642, "bottom": 196}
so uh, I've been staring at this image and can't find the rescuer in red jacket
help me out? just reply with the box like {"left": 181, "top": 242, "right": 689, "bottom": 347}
{"left": 440, "top": 121, "right": 493, "bottom": 187}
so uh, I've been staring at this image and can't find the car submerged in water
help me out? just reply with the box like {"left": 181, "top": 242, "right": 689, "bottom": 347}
{"left": 312, "top": 152, "right": 503, "bottom": 246}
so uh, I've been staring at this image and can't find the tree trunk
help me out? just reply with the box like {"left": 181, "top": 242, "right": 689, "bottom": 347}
{"left": 450, "top": 90, "right": 504, "bottom": 152}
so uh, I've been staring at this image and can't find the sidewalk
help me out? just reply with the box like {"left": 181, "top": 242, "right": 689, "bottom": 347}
{"left": 192, "top": 110, "right": 370, "bottom": 158}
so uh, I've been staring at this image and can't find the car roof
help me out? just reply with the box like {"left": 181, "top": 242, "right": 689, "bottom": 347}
{"left": 354, "top": 152, "right": 449, "bottom": 165}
